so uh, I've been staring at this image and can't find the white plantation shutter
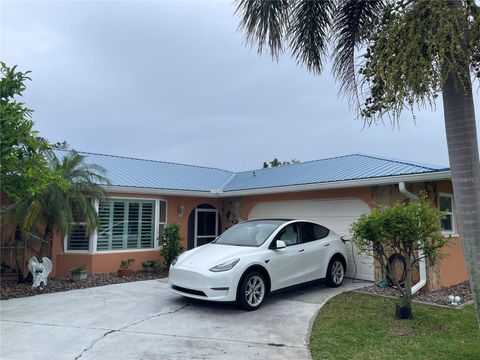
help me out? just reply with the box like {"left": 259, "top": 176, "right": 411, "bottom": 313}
{"left": 96, "top": 199, "right": 156, "bottom": 251}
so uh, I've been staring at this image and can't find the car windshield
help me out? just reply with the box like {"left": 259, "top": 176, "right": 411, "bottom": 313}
{"left": 213, "top": 220, "right": 285, "bottom": 247}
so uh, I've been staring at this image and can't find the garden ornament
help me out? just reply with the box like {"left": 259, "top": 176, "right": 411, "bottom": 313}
{"left": 28, "top": 257, "right": 52, "bottom": 290}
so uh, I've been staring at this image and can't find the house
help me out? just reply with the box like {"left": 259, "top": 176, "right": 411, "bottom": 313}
{"left": 1, "top": 151, "right": 468, "bottom": 290}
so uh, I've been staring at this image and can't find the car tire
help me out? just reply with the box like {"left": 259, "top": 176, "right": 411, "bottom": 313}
{"left": 326, "top": 257, "right": 345, "bottom": 288}
{"left": 237, "top": 271, "right": 266, "bottom": 311}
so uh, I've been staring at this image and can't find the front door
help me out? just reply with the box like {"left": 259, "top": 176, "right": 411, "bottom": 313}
{"left": 194, "top": 208, "right": 219, "bottom": 247}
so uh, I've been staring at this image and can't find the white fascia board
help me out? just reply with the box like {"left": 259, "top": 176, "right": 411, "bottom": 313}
{"left": 102, "top": 171, "right": 451, "bottom": 198}
{"left": 103, "top": 185, "right": 219, "bottom": 198}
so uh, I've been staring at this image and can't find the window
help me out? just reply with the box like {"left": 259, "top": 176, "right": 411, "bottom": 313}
{"left": 274, "top": 224, "right": 299, "bottom": 246}
{"left": 96, "top": 199, "right": 157, "bottom": 251}
{"left": 67, "top": 199, "right": 91, "bottom": 251}
{"left": 439, "top": 194, "right": 455, "bottom": 234}
{"left": 68, "top": 224, "right": 90, "bottom": 250}
{"left": 158, "top": 200, "right": 167, "bottom": 245}
{"left": 300, "top": 222, "right": 330, "bottom": 243}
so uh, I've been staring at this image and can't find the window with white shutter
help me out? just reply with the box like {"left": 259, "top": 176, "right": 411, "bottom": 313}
{"left": 96, "top": 199, "right": 157, "bottom": 251}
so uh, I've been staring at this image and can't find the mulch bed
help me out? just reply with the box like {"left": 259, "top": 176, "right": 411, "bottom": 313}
{"left": 357, "top": 281, "right": 473, "bottom": 307}
{"left": 0, "top": 269, "right": 168, "bottom": 300}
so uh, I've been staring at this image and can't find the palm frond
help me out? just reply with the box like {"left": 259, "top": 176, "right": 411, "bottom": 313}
{"left": 235, "top": 0, "right": 290, "bottom": 59}
{"left": 331, "top": 0, "right": 386, "bottom": 102}
{"left": 288, "top": 0, "right": 334, "bottom": 74}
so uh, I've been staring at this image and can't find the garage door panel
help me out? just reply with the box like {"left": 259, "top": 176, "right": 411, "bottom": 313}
{"left": 248, "top": 198, "right": 374, "bottom": 281}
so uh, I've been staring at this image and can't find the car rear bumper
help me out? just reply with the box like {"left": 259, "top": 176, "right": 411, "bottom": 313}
{"left": 168, "top": 265, "right": 238, "bottom": 302}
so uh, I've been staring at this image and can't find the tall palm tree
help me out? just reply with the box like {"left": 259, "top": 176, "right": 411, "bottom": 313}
{"left": 15, "top": 149, "right": 109, "bottom": 257}
{"left": 235, "top": 0, "right": 479, "bottom": 325}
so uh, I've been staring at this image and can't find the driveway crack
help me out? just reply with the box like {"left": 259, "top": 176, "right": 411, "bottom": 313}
{"left": 73, "top": 303, "right": 190, "bottom": 359}
{"left": 74, "top": 329, "right": 117, "bottom": 360}
{"left": 120, "top": 303, "right": 190, "bottom": 331}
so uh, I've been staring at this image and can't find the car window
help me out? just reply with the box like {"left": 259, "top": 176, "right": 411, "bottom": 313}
{"left": 274, "top": 224, "right": 299, "bottom": 246}
{"left": 214, "top": 220, "right": 283, "bottom": 247}
{"left": 300, "top": 222, "right": 330, "bottom": 243}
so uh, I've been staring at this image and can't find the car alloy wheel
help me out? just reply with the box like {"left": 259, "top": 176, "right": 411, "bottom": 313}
{"left": 326, "top": 258, "right": 345, "bottom": 288}
{"left": 245, "top": 275, "right": 265, "bottom": 307}
{"left": 331, "top": 261, "right": 344, "bottom": 285}
{"left": 237, "top": 271, "right": 266, "bottom": 310}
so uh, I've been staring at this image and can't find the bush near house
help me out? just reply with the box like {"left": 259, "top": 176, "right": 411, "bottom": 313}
{"left": 351, "top": 195, "right": 448, "bottom": 318}
{"left": 159, "top": 223, "right": 183, "bottom": 268}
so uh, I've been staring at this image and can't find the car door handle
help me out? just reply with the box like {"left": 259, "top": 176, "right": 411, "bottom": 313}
{"left": 324, "top": 243, "right": 330, "bottom": 247}
{"left": 299, "top": 249, "right": 304, "bottom": 252}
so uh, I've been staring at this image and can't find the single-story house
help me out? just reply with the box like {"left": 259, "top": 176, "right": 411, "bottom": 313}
{"left": 1, "top": 151, "right": 468, "bottom": 290}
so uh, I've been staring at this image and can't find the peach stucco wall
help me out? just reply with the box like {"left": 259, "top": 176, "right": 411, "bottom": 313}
{"left": 50, "top": 192, "right": 223, "bottom": 277}
{"left": 439, "top": 237, "right": 468, "bottom": 287}
{"left": 435, "top": 181, "right": 468, "bottom": 287}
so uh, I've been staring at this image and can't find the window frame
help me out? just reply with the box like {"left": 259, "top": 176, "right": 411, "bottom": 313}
{"left": 439, "top": 193, "right": 456, "bottom": 235}
{"left": 65, "top": 196, "right": 167, "bottom": 254}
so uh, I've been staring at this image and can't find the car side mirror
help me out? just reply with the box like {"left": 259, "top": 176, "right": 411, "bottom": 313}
{"left": 274, "top": 240, "right": 286, "bottom": 249}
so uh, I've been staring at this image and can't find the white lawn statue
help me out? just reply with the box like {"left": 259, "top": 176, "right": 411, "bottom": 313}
{"left": 28, "top": 257, "right": 53, "bottom": 290}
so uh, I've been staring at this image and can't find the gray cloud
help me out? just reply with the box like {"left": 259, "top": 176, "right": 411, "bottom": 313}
{"left": 1, "top": 0, "right": 478, "bottom": 171}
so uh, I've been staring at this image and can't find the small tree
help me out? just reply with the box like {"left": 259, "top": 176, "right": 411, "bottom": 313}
{"left": 262, "top": 158, "right": 300, "bottom": 168}
{"left": 351, "top": 195, "right": 448, "bottom": 318}
{"left": 159, "top": 223, "right": 183, "bottom": 268}
{"left": 13, "top": 150, "right": 109, "bottom": 258}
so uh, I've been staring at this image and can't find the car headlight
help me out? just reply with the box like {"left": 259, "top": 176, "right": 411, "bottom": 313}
{"left": 209, "top": 258, "right": 240, "bottom": 272}
{"left": 171, "top": 256, "right": 179, "bottom": 266}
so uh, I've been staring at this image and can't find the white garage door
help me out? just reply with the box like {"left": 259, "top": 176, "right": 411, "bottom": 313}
{"left": 248, "top": 198, "right": 374, "bottom": 281}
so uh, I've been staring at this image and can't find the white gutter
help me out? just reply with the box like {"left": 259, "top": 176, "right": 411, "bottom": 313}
{"left": 398, "top": 181, "right": 426, "bottom": 295}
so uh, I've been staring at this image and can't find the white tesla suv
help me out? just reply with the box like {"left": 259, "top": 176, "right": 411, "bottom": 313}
{"left": 168, "top": 219, "right": 348, "bottom": 310}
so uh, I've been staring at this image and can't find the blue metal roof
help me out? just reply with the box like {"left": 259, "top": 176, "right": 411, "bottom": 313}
{"left": 221, "top": 154, "right": 449, "bottom": 192}
{"left": 57, "top": 151, "right": 449, "bottom": 193}
{"left": 54, "top": 150, "right": 234, "bottom": 192}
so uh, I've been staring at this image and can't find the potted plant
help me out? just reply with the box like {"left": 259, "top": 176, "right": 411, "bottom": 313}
{"left": 117, "top": 258, "right": 135, "bottom": 277}
{"left": 142, "top": 259, "right": 159, "bottom": 273}
{"left": 70, "top": 266, "right": 89, "bottom": 281}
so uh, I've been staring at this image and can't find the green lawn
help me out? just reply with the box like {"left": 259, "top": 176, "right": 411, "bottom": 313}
{"left": 310, "top": 292, "right": 479, "bottom": 360}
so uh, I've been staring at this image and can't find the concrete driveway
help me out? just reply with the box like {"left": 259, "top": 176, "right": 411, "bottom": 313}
{"left": 1, "top": 278, "right": 369, "bottom": 360}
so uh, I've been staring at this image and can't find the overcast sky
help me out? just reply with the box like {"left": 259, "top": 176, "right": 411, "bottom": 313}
{"left": 1, "top": 0, "right": 479, "bottom": 172}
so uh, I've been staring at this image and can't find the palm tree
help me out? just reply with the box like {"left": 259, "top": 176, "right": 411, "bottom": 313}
{"left": 15, "top": 149, "right": 109, "bottom": 257}
{"left": 235, "top": 0, "right": 479, "bottom": 325}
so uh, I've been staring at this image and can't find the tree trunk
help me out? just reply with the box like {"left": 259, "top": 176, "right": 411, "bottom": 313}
{"left": 442, "top": 0, "right": 480, "bottom": 328}
{"left": 404, "top": 256, "right": 412, "bottom": 309}
{"left": 39, "top": 221, "right": 52, "bottom": 258}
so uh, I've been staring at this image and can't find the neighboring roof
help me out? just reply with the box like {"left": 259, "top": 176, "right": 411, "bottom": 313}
{"left": 56, "top": 150, "right": 450, "bottom": 195}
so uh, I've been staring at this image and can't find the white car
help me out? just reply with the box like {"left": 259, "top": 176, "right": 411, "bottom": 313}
{"left": 168, "top": 219, "right": 348, "bottom": 310}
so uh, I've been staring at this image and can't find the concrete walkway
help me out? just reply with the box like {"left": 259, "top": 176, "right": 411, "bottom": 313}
{"left": 0, "top": 278, "right": 369, "bottom": 360}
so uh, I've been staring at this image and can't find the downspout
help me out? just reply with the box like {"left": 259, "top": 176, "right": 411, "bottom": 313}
{"left": 398, "top": 181, "right": 426, "bottom": 295}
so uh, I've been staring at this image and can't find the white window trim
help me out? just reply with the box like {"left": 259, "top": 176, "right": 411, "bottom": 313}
{"left": 65, "top": 196, "right": 168, "bottom": 254}
{"left": 439, "top": 193, "right": 457, "bottom": 236}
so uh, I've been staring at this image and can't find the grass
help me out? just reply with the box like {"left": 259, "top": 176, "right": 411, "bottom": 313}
{"left": 309, "top": 292, "right": 479, "bottom": 360}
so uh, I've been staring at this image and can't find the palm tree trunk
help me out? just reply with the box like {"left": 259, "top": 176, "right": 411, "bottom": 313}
{"left": 442, "top": 61, "right": 480, "bottom": 328}
{"left": 443, "top": 0, "right": 480, "bottom": 328}
{"left": 39, "top": 220, "right": 53, "bottom": 258}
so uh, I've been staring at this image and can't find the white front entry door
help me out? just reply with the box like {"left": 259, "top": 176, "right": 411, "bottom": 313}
{"left": 248, "top": 198, "right": 374, "bottom": 281}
